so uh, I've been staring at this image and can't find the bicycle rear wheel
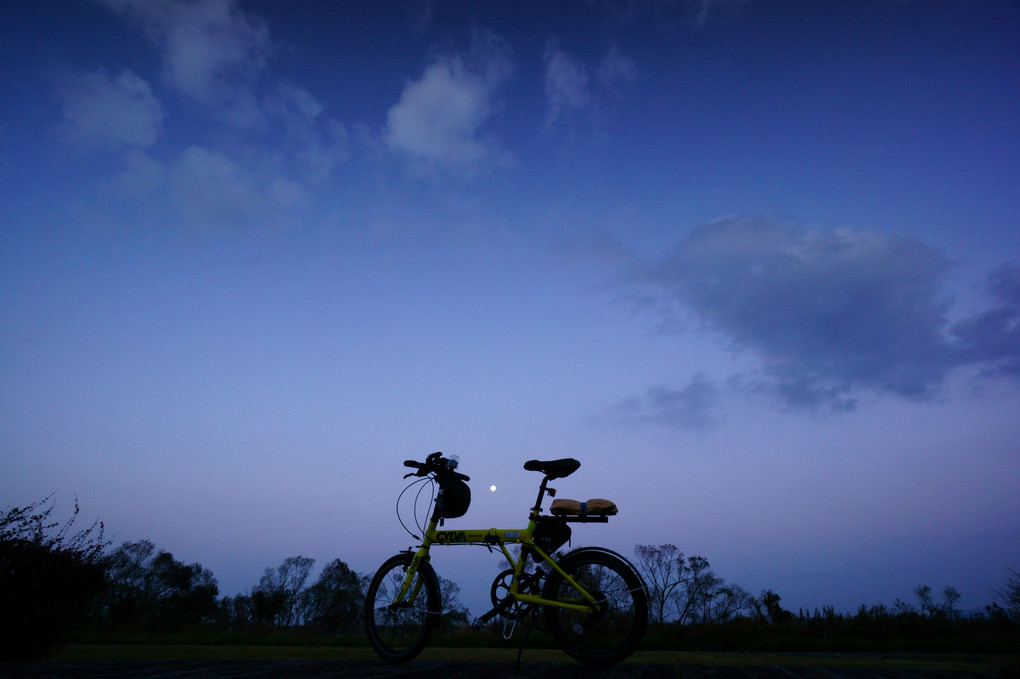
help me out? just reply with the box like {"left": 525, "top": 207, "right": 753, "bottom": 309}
{"left": 364, "top": 552, "right": 441, "bottom": 663}
{"left": 542, "top": 548, "right": 647, "bottom": 666}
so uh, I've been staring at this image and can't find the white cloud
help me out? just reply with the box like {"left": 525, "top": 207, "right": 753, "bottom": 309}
{"left": 265, "top": 81, "right": 349, "bottom": 184}
{"left": 543, "top": 44, "right": 590, "bottom": 130}
{"left": 597, "top": 46, "right": 638, "bottom": 88}
{"left": 93, "top": 0, "right": 272, "bottom": 125}
{"left": 542, "top": 43, "right": 636, "bottom": 133}
{"left": 80, "top": 0, "right": 348, "bottom": 231}
{"left": 109, "top": 150, "right": 165, "bottom": 197}
{"left": 169, "top": 145, "right": 259, "bottom": 228}
{"left": 383, "top": 30, "right": 513, "bottom": 174}
{"left": 169, "top": 145, "right": 307, "bottom": 230}
{"left": 60, "top": 69, "right": 163, "bottom": 150}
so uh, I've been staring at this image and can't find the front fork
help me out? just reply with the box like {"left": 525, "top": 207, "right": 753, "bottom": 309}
{"left": 392, "top": 547, "right": 431, "bottom": 608}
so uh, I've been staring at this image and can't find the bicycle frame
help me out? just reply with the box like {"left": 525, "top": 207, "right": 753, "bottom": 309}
{"left": 391, "top": 477, "right": 608, "bottom": 617}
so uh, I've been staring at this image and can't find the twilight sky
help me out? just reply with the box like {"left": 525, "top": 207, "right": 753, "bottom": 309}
{"left": 2, "top": 0, "right": 1018, "bottom": 618}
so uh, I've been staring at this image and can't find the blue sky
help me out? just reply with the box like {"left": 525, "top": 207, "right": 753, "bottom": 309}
{"left": 2, "top": 0, "right": 1018, "bottom": 618}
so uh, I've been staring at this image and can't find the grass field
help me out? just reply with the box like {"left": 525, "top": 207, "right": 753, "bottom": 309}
{"left": 50, "top": 644, "right": 1018, "bottom": 674}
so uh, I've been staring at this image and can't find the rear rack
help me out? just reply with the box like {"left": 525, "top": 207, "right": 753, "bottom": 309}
{"left": 538, "top": 514, "right": 609, "bottom": 524}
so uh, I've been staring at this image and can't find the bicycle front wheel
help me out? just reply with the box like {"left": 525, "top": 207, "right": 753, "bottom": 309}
{"left": 542, "top": 548, "right": 648, "bottom": 666}
{"left": 364, "top": 552, "right": 441, "bottom": 663}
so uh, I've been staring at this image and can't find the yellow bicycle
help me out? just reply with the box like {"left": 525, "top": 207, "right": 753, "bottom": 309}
{"left": 364, "top": 452, "right": 648, "bottom": 665}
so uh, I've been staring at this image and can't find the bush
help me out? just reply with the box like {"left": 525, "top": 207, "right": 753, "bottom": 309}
{"left": 0, "top": 495, "right": 108, "bottom": 659}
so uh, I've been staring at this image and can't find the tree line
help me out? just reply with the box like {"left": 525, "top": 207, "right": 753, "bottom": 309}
{"left": 0, "top": 496, "right": 469, "bottom": 658}
{"left": 630, "top": 543, "right": 1020, "bottom": 653}
{"left": 94, "top": 540, "right": 470, "bottom": 633}
{"left": 632, "top": 543, "right": 1018, "bottom": 626}
{"left": 2, "top": 497, "right": 1018, "bottom": 659}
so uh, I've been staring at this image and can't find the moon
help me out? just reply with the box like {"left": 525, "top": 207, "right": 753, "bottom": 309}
{"left": 490, "top": 485, "right": 497, "bottom": 492}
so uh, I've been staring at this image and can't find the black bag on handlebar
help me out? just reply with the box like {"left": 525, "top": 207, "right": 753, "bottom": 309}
{"left": 437, "top": 476, "right": 471, "bottom": 519}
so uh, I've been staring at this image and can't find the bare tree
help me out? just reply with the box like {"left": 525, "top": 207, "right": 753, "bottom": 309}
{"left": 942, "top": 586, "right": 961, "bottom": 619}
{"left": 994, "top": 567, "right": 1020, "bottom": 620}
{"left": 633, "top": 544, "right": 687, "bottom": 625}
{"left": 705, "top": 583, "right": 755, "bottom": 623}
{"left": 914, "top": 584, "right": 935, "bottom": 616}
{"left": 677, "top": 555, "right": 719, "bottom": 624}
{"left": 438, "top": 575, "right": 470, "bottom": 626}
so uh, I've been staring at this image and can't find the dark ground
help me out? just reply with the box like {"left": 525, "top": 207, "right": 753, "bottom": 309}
{"left": 0, "top": 659, "right": 1007, "bottom": 679}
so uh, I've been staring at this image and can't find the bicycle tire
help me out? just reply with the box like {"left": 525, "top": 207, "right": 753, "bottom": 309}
{"left": 542, "top": 547, "right": 648, "bottom": 666}
{"left": 364, "top": 552, "right": 441, "bottom": 663}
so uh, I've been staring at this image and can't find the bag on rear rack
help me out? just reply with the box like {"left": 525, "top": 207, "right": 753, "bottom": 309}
{"left": 532, "top": 517, "right": 571, "bottom": 554}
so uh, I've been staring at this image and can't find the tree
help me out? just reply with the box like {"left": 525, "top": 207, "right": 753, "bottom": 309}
{"left": 704, "top": 583, "right": 755, "bottom": 623}
{"left": 941, "top": 586, "right": 961, "bottom": 620}
{"left": 103, "top": 539, "right": 219, "bottom": 629}
{"left": 993, "top": 567, "right": 1020, "bottom": 620}
{"left": 677, "top": 555, "right": 720, "bottom": 624}
{"left": 757, "top": 589, "right": 792, "bottom": 624}
{"left": 914, "top": 584, "right": 935, "bottom": 616}
{"left": 633, "top": 544, "right": 749, "bottom": 625}
{"left": 633, "top": 544, "right": 688, "bottom": 625}
{"left": 301, "top": 558, "right": 366, "bottom": 632}
{"left": 253, "top": 555, "right": 315, "bottom": 627}
{"left": 438, "top": 575, "right": 470, "bottom": 627}
{"left": 0, "top": 495, "right": 108, "bottom": 659}
{"left": 891, "top": 598, "right": 917, "bottom": 616}
{"left": 217, "top": 593, "right": 254, "bottom": 630}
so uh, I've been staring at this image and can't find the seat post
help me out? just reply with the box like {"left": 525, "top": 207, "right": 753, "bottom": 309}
{"left": 530, "top": 476, "right": 550, "bottom": 520}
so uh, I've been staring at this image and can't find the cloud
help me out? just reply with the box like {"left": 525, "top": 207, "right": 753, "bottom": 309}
{"left": 59, "top": 69, "right": 163, "bottom": 150}
{"left": 675, "top": 217, "right": 953, "bottom": 403}
{"left": 596, "top": 46, "right": 638, "bottom": 88}
{"left": 608, "top": 216, "right": 1020, "bottom": 416}
{"left": 612, "top": 374, "right": 720, "bottom": 429}
{"left": 404, "top": 0, "right": 434, "bottom": 34}
{"left": 92, "top": 0, "right": 272, "bottom": 126}
{"left": 109, "top": 150, "right": 166, "bottom": 197}
{"left": 949, "top": 262, "right": 1020, "bottom": 378}
{"left": 73, "top": 0, "right": 348, "bottom": 232}
{"left": 542, "top": 43, "right": 636, "bottom": 133}
{"left": 168, "top": 145, "right": 308, "bottom": 230}
{"left": 264, "top": 81, "right": 349, "bottom": 184}
{"left": 543, "top": 44, "right": 590, "bottom": 129}
{"left": 383, "top": 30, "right": 514, "bottom": 174}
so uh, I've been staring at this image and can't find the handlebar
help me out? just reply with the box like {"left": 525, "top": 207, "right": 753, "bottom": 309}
{"left": 403, "top": 452, "right": 470, "bottom": 481}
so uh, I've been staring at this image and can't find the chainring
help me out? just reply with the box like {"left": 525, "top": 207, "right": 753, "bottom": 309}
{"left": 489, "top": 568, "right": 542, "bottom": 618}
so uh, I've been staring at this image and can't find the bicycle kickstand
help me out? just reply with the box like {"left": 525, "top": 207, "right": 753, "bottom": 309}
{"left": 514, "top": 608, "right": 540, "bottom": 670}
{"left": 502, "top": 609, "right": 518, "bottom": 639}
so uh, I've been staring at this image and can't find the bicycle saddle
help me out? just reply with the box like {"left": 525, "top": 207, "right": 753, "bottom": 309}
{"left": 523, "top": 458, "right": 580, "bottom": 479}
